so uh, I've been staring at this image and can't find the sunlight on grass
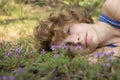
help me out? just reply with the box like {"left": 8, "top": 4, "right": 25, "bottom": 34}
{"left": 0, "top": 4, "right": 51, "bottom": 42}
{"left": 0, "top": 20, "right": 36, "bottom": 41}
{"left": 1, "top": 1, "right": 120, "bottom": 80}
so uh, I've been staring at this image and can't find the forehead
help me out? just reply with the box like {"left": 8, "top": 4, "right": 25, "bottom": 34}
{"left": 64, "top": 23, "right": 92, "bottom": 32}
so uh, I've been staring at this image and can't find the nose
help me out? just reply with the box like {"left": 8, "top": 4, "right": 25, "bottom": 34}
{"left": 65, "top": 35, "right": 81, "bottom": 45}
{"left": 77, "top": 36, "right": 81, "bottom": 42}
{"left": 74, "top": 34, "right": 81, "bottom": 44}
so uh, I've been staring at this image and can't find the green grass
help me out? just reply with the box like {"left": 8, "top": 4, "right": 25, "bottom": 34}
{"left": 0, "top": 41, "right": 120, "bottom": 80}
{"left": 0, "top": 1, "right": 120, "bottom": 80}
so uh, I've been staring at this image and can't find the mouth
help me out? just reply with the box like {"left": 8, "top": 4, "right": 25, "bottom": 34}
{"left": 85, "top": 32, "right": 89, "bottom": 47}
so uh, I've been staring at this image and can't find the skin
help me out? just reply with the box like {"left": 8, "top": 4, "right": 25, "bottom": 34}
{"left": 102, "top": 0, "right": 120, "bottom": 21}
{"left": 53, "top": 0, "right": 120, "bottom": 55}
{"left": 56, "top": 21, "right": 120, "bottom": 55}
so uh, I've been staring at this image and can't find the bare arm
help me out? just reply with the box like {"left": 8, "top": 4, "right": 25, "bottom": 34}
{"left": 102, "top": 0, "right": 120, "bottom": 21}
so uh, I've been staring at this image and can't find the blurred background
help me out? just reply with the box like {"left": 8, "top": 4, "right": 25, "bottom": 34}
{"left": 0, "top": 0, "right": 105, "bottom": 43}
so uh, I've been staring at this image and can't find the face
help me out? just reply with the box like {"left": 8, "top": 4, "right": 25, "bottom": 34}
{"left": 58, "top": 23, "right": 100, "bottom": 55}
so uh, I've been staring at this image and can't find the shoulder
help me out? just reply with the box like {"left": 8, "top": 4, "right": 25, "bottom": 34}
{"left": 102, "top": 0, "right": 120, "bottom": 21}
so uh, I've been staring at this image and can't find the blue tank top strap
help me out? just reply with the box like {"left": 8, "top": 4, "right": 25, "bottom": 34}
{"left": 106, "top": 44, "right": 117, "bottom": 48}
{"left": 96, "top": 44, "right": 117, "bottom": 48}
{"left": 99, "top": 14, "right": 120, "bottom": 29}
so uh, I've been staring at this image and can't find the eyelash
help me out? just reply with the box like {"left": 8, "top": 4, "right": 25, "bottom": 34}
{"left": 67, "top": 28, "right": 70, "bottom": 34}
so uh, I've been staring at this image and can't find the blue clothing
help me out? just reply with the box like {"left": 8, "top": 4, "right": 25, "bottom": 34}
{"left": 99, "top": 14, "right": 120, "bottom": 48}
{"left": 97, "top": 44, "right": 117, "bottom": 48}
{"left": 99, "top": 14, "right": 120, "bottom": 29}
{"left": 106, "top": 44, "right": 117, "bottom": 48}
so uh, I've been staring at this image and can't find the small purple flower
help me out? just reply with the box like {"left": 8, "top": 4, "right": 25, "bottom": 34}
{"left": 51, "top": 45, "right": 62, "bottom": 51}
{"left": 102, "top": 63, "right": 111, "bottom": 68}
{"left": 16, "top": 42, "right": 21, "bottom": 45}
{"left": 95, "top": 52, "right": 104, "bottom": 58}
{"left": 75, "top": 45, "right": 82, "bottom": 50}
{"left": 40, "top": 49, "right": 46, "bottom": 54}
{"left": 4, "top": 55, "right": 8, "bottom": 59}
{"left": 15, "top": 67, "right": 25, "bottom": 74}
{"left": 109, "top": 51, "right": 115, "bottom": 55}
{"left": 14, "top": 54, "right": 19, "bottom": 58}
{"left": 10, "top": 46, "right": 15, "bottom": 51}
{"left": 3, "top": 50, "right": 12, "bottom": 58}
{"left": 7, "top": 52, "right": 12, "bottom": 56}
{"left": 51, "top": 45, "right": 58, "bottom": 51}
{"left": 9, "top": 76, "right": 14, "bottom": 80}
{"left": 103, "top": 51, "right": 115, "bottom": 57}
{"left": 15, "top": 48, "right": 19, "bottom": 53}
{"left": 60, "top": 44, "right": 67, "bottom": 49}
{"left": 108, "top": 57, "right": 114, "bottom": 62}
{"left": 51, "top": 44, "right": 70, "bottom": 52}
{"left": 3, "top": 50, "right": 8, "bottom": 55}
{"left": 53, "top": 54, "right": 60, "bottom": 58}
{"left": 1, "top": 76, "right": 8, "bottom": 80}
{"left": 103, "top": 52, "right": 111, "bottom": 56}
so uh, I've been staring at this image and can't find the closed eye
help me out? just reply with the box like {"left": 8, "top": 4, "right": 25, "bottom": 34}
{"left": 66, "top": 42, "right": 81, "bottom": 46}
{"left": 67, "top": 28, "right": 71, "bottom": 35}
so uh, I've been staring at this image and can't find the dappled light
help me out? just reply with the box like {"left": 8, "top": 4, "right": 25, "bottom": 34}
{"left": 2, "top": 0, "right": 120, "bottom": 80}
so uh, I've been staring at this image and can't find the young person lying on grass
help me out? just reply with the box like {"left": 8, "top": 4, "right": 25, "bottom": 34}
{"left": 33, "top": 0, "right": 120, "bottom": 58}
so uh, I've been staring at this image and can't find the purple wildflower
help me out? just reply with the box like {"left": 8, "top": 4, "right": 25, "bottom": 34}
{"left": 15, "top": 67, "right": 25, "bottom": 74}
{"left": 40, "top": 49, "right": 46, "bottom": 54}
{"left": 9, "top": 76, "right": 14, "bottom": 80}
{"left": 16, "top": 42, "right": 21, "bottom": 45}
{"left": 109, "top": 51, "right": 115, "bottom": 55}
{"left": 51, "top": 45, "right": 58, "bottom": 51}
{"left": 53, "top": 54, "right": 60, "bottom": 58}
{"left": 60, "top": 44, "right": 70, "bottom": 52}
{"left": 4, "top": 50, "right": 11, "bottom": 58}
{"left": 14, "top": 54, "right": 19, "bottom": 58}
{"left": 108, "top": 56, "right": 114, "bottom": 62}
{"left": 103, "top": 51, "right": 115, "bottom": 57}
{"left": 1, "top": 76, "right": 8, "bottom": 80}
{"left": 103, "top": 52, "right": 111, "bottom": 56}
{"left": 4, "top": 55, "right": 8, "bottom": 59}
{"left": 7, "top": 52, "right": 12, "bottom": 56}
{"left": 18, "top": 46, "right": 23, "bottom": 53}
{"left": 60, "top": 44, "right": 67, "bottom": 49}
{"left": 0, "top": 75, "right": 14, "bottom": 80}
{"left": 51, "top": 44, "right": 70, "bottom": 51}
{"left": 10, "top": 46, "right": 15, "bottom": 51}
{"left": 15, "top": 48, "right": 19, "bottom": 53}
{"left": 102, "top": 63, "right": 111, "bottom": 68}
{"left": 95, "top": 52, "right": 104, "bottom": 58}
{"left": 51, "top": 45, "right": 62, "bottom": 51}
{"left": 75, "top": 45, "right": 82, "bottom": 50}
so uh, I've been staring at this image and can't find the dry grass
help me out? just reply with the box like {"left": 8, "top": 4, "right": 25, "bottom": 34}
{"left": 0, "top": 4, "right": 52, "bottom": 42}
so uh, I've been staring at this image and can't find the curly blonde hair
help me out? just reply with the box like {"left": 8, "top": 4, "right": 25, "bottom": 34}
{"left": 33, "top": 7, "right": 94, "bottom": 53}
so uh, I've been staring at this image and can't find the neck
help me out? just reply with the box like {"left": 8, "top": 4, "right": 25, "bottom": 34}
{"left": 92, "top": 21, "right": 120, "bottom": 46}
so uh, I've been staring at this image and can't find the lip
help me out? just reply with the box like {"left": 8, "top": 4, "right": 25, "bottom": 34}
{"left": 85, "top": 32, "right": 89, "bottom": 47}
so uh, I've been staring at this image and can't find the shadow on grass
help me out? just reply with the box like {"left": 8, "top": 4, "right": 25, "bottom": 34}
{"left": 0, "top": 17, "right": 39, "bottom": 25}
